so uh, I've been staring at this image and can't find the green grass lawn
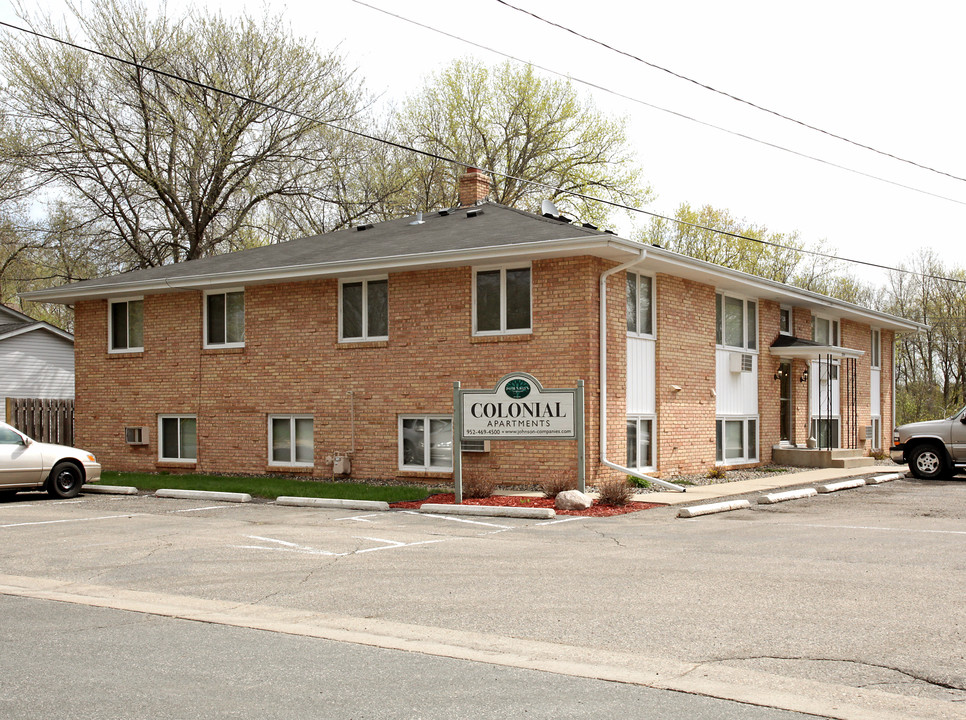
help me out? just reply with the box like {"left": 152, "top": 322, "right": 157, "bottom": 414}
{"left": 100, "top": 471, "right": 436, "bottom": 503}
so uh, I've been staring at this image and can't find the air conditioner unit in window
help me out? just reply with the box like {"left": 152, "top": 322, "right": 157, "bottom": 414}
{"left": 729, "top": 353, "right": 753, "bottom": 373}
{"left": 461, "top": 439, "right": 490, "bottom": 453}
{"left": 125, "top": 426, "right": 149, "bottom": 445}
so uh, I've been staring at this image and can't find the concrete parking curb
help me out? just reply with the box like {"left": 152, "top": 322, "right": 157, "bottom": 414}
{"left": 275, "top": 497, "right": 390, "bottom": 511}
{"left": 816, "top": 479, "right": 866, "bottom": 494}
{"left": 866, "top": 472, "right": 903, "bottom": 484}
{"left": 677, "top": 500, "right": 750, "bottom": 518}
{"left": 758, "top": 488, "right": 817, "bottom": 504}
{"left": 82, "top": 484, "right": 139, "bottom": 495}
{"left": 155, "top": 489, "right": 252, "bottom": 503}
{"left": 419, "top": 503, "right": 555, "bottom": 519}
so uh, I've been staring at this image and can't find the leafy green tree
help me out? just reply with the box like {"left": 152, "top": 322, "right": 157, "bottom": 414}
{"left": 0, "top": 0, "right": 394, "bottom": 268}
{"left": 392, "top": 59, "right": 651, "bottom": 226}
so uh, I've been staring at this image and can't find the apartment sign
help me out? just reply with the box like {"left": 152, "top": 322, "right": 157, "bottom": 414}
{"left": 458, "top": 373, "right": 578, "bottom": 440}
{"left": 453, "top": 372, "right": 585, "bottom": 503}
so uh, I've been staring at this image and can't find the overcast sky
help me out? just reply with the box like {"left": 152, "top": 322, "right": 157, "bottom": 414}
{"left": 2, "top": 0, "right": 963, "bottom": 287}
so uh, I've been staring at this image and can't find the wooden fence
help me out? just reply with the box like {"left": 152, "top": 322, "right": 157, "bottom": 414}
{"left": 5, "top": 398, "right": 75, "bottom": 446}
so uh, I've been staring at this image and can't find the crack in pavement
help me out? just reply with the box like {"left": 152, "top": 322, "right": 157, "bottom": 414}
{"left": 703, "top": 654, "right": 966, "bottom": 692}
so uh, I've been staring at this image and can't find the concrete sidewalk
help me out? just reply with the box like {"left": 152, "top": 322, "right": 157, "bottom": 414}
{"left": 636, "top": 464, "right": 907, "bottom": 505}
{"left": 505, "top": 464, "right": 907, "bottom": 506}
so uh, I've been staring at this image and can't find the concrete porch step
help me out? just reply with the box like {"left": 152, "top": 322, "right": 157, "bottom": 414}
{"left": 831, "top": 456, "right": 876, "bottom": 469}
{"left": 772, "top": 446, "right": 875, "bottom": 469}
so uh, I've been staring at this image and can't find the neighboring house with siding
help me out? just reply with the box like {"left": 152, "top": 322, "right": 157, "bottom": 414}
{"left": 0, "top": 304, "right": 75, "bottom": 422}
{"left": 20, "top": 170, "right": 922, "bottom": 484}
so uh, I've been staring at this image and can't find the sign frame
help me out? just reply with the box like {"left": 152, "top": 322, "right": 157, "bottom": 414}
{"left": 452, "top": 372, "right": 585, "bottom": 503}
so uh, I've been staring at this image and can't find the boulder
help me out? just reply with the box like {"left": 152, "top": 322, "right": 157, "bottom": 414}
{"left": 555, "top": 489, "right": 592, "bottom": 510}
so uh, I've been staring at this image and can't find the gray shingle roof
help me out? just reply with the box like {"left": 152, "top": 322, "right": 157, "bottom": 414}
{"left": 25, "top": 202, "right": 604, "bottom": 301}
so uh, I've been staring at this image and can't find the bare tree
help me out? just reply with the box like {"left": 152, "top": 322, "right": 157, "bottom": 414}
{"left": 1, "top": 0, "right": 394, "bottom": 268}
{"left": 392, "top": 59, "right": 651, "bottom": 226}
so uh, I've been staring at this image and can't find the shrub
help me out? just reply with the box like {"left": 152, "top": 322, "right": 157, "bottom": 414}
{"left": 627, "top": 475, "right": 652, "bottom": 489}
{"left": 596, "top": 476, "right": 634, "bottom": 506}
{"left": 540, "top": 475, "right": 577, "bottom": 498}
{"left": 706, "top": 466, "right": 727, "bottom": 480}
{"left": 461, "top": 475, "right": 496, "bottom": 499}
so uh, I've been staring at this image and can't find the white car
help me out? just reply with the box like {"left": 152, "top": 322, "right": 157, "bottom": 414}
{"left": 0, "top": 421, "right": 101, "bottom": 499}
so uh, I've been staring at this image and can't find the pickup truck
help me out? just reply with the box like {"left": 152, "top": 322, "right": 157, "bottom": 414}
{"left": 891, "top": 406, "right": 966, "bottom": 479}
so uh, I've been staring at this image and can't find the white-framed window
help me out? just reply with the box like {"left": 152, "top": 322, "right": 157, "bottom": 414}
{"left": 779, "top": 305, "right": 792, "bottom": 336}
{"left": 716, "top": 293, "right": 757, "bottom": 351}
{"left": 870, "top": 328, "right": 881, "bottom": 368}
{"left": 626, "top": 416, "right": 655, "bottom": 470}
{"left": 268, "top": 415, "right": 314, "bottom": 467}
{"left": 109, "top": 297, "right": 144, "bottom": 352}
{"left": 340, "top": 277, "right": 388, "bottom": 342}
{"left": 626, "top": 272, "right": 654, "bottom": 336}
{"left": 812, "top": 315, "right": 840, "bottom": 346}
{"left": 399, "top": 415, "right": 453, "bottom": 471}
{"left": 158, "top": 415, "right": 197, "bottom": 462}
{"left": 473, "top": 265, "right": 531, "bottom": 335}
{"left": 715, "top": 417, "right": 758, "bottom": 464}
{"left": 204, "top": 289, "right": 245, "bottom": 348}
{"left": 870, "top": 416, "right": 882, "bottom": 450}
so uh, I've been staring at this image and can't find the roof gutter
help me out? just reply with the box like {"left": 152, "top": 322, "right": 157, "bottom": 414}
{"left": 599, "top": 250, "right": 685, "bottom": 493}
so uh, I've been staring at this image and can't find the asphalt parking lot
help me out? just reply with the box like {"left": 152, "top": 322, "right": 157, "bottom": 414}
{"left": 2, "top": 476, "right": 965, "bottom": 720}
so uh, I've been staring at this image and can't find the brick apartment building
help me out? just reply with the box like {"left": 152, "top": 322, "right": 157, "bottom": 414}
{"left": 22, "top": 172, "right": 921, "bottom": 486}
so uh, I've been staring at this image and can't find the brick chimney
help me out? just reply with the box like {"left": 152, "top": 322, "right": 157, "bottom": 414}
{"left": 458, "top": 167, "right": 491, "bottom": 206}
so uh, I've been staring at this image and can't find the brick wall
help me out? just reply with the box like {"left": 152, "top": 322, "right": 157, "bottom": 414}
{"left": 75, "top": 257, "right": 609, "bottom": 486}
{"left": 653, "top": 274, "right": 716, "bottom": 476}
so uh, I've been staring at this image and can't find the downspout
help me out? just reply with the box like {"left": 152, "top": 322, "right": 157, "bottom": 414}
{"left": 600, "top": 250, "right": 685, "bottom": 492}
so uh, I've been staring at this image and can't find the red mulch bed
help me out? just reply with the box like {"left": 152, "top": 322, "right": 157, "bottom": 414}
{"left": 390, "top": 493, "right": 661, "bottom": 517}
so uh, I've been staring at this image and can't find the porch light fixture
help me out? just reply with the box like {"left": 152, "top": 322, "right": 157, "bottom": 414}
{"left": 800, "top": 368, "right": 809, "bottom": 383}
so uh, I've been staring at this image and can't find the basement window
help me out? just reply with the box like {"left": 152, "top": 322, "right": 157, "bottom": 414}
{"left": 715, "top": 417, "right": 758, "bottom": 465}
{"left": 399, "top": 415, "right": 452, "bottom": 472}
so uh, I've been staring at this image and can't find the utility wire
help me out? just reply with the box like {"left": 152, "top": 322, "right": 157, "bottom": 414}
{"left": 350, "top": 0, "right": 966, "bottom": 209}
{"left": 493, "top": 0, "right": 966, "bottom": 185}
{"left": 2, "top": 18, "right": 966, "bottom": 289}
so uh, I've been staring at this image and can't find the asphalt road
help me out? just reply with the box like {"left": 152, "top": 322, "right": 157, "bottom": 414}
{"left": 1, "top": 475, "right": 964, "bottom": 719}
{"left": 0, "top": 594, "right": 816, "bottom": 720}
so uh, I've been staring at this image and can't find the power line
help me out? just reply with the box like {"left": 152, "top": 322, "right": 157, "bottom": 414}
{"left": 493, "top": 0, "right": 966, "bottom": 186}
{"left": 349, "top": 0, "right": 966, "bottom": 209}
{"left": 2, "top": 18, "right": 966, "bottom": 289}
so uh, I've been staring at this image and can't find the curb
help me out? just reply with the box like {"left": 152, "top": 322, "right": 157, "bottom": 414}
{"left": 758, "top": 488, "right": 818, "bottom": 504}
{"left": 155, "top": 489, "right": 252, "bottom": 503}
{"left": 866, "top": 472, "right": 902, "bottom": 484}
{"left": 275, "top": 497, "right": 390, "bottom": 512}
{"left": 82, "top": 484, "right": 138, "bottom": 495}
{"left": 419, "top": 503, "right": 555, "bottom": 519}
{"left": 816, "top": 479, "right": 866, "bottom": 494}
{"left": 677, "top": 500, "right": 751, "bottom": 518}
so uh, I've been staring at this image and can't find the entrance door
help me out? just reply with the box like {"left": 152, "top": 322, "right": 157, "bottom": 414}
{"left": 779, "top": 360, "right": 792, "bottom": 443}
{"left": 810, "top": 358, "right": 841, "bottom": 449}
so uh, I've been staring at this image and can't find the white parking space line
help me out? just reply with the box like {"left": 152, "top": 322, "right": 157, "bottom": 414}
{"left": 0, "top": 514, "right": 139, "bottom": 529}
{"left": 235, "top": 535, "right": 345, "bottom": 556}
{"left": 398, "top": 510, "right": 512, "bottom": 529}
{"left": 537, "top": 517, "right": 585, "bottom": 526}
{"left": 0, "top": 499, "right": 86, "bottom": 509}
{"left": 168, "top": 505, "right": 234, "bottom": 513}
{"left": 335, "top": 514, "right": 381, "bottom": 523}
{"left": 352, "top": 536, "right": 447, "bottom": 553}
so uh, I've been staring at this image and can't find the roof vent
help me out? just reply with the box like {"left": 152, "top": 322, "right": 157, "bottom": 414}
{"left": 466, "top": 208, "right": 484, "bottom": 218}
{"left": 604, "top": 229, "right": 616, "bottom": 235}
{"left": 581, "top": 222, "right": 598, "bottom": 230}
{"left": 438, "top": 209, "right": 451, "bottom": 217}
{"left": 355, "top": 223, "right": 374, "bottom": 232}
{"left": 409, "top": 212, "right": 424, "bottom": 225}
{"left": 541, "top": 199, "right": 559, "bottom": 218}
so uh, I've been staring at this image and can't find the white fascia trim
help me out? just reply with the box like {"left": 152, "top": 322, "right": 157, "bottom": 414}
{"left": 645, "top": 247, "right": 926, "bottom": 333}
{"left": 0, "top": 322, "right": 74, "bottom": 343}
{"left": 20, "top": 236, "right": 641, "bottom": 305}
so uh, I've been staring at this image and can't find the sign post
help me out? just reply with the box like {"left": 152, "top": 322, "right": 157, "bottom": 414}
{"left": 453, "top": 372, "right": 585, "bottom": 502}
